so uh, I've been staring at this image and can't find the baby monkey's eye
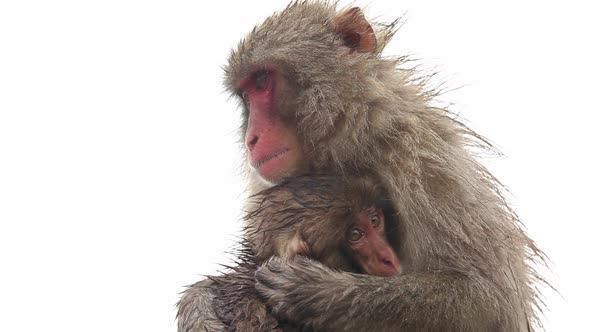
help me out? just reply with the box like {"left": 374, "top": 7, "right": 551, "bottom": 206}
{"left": 347, "top": 227, "right": 363, "bottom": 243}
{"left": 370, "top": 213, "right": 381, "bottom": 228}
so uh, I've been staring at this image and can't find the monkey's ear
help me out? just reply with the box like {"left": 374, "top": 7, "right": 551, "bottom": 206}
{"left": 333, "top": 7, "right": 377, "bottom": 53}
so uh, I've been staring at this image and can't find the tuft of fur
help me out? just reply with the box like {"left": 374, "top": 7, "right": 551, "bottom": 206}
{"left": 179, "top": 1, "right": 547, "bottom": 331}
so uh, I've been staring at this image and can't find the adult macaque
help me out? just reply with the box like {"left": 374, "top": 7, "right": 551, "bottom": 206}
{"left": 177, "top": 1, "right": 546, "bottom": 331}
{"left": 213, "top": 175, "right": 400, "bottom": 331}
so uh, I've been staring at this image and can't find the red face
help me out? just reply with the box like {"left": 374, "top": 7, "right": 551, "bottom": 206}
{"left": 238, "top": 69, "right": 305, "bottom": 183}
{"left": 347, "top": 208, "right": 400, "bottom": 277}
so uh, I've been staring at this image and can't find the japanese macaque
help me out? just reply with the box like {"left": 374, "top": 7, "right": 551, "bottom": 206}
{"left": 212, "top": 175, "right": 400, "bottom": 331}
{"left": 177, "top": 1, "right": 546, "bottom": 331}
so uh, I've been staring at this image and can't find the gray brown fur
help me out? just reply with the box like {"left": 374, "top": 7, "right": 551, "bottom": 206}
{"left": 178, "top": 1, "right": 546, "bottom": 331}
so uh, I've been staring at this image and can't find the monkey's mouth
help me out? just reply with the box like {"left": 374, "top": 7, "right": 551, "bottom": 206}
{"left": 251, "top": 148, "right": 293, "bottom": 182}
{"left": 251, "top": 148, "right": 290, "bottom": 169}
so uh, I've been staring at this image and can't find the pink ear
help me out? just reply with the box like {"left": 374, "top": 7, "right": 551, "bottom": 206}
{"left": 333, "top": 7, "right": 377, "bottom": 53}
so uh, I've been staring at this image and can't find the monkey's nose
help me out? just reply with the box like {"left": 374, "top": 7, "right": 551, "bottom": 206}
{"left": 247, "top": 135, "right": 259, "bottom": 151}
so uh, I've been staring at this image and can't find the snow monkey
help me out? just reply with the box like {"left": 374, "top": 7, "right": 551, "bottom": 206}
{"left": 177, "top": 1, "right": 546, "bottom": 331}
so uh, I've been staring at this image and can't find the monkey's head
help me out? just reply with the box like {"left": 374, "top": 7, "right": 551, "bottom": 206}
{"left": 342, "top": 204, "right": 400, "bottom": 277}
{"left": 245, "top": 175, "right": 400, "bottom": 276}
{"left": 224, "top": 2, "right": 399, "bottom": 186}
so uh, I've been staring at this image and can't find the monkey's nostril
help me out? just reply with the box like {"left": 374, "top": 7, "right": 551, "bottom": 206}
{"left": 247, "top": 135, "right": 259, "bottom": 150}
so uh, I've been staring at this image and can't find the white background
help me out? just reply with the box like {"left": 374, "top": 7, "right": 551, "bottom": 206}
{"left": 0, "top": 1, "right": 588, "bottom": 331}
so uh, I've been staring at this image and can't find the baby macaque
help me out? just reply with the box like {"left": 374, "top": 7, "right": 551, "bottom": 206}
{"left": 247, "top": 175, "right": 400, "bottom": 276}
{"left": 212, "top": 175, "right": 400, "bottom": 331}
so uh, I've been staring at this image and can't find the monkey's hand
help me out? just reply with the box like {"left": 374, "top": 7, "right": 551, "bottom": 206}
{"left": 255, "top": 255, "right": 367, "bottom": 331}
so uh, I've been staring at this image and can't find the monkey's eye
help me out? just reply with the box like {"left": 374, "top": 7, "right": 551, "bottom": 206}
{"left": 240, "top": 90, "right": 250, "bottom": 105}
{"left": 254, "top": 70, "right": 269, "bottom": 90}
{"left": 347, "top": 227, "right": 364, "bottom": 243}
{"left": 370, "top": 214, "right": 381, "bottom": 228}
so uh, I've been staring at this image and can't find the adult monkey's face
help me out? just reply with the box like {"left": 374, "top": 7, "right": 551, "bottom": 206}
{"left": 238, "top": 68, "right": 306, "bottom": 184}
{"left": 225, "top": 6, "right": 379, "bottom": 185}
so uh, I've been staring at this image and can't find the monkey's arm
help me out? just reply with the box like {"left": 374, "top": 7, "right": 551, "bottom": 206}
{"left": 177, "top": 279, "right": 227, "bottom": 332}
{"left": 256, "top": 256, "right": 520, "bottom": 332}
